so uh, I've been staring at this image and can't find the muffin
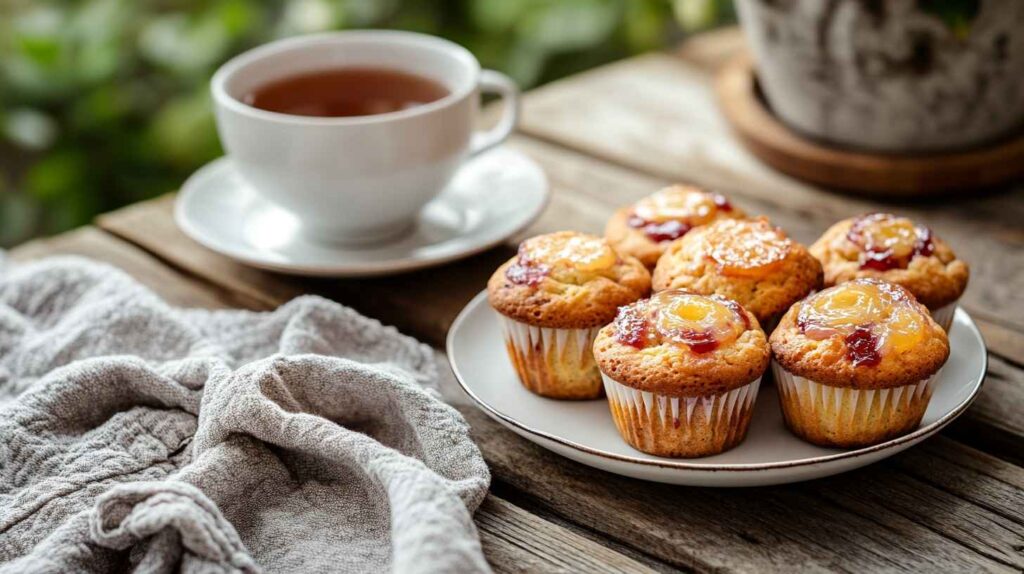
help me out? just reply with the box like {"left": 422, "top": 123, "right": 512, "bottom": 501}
{"left": 593, "top": 290, "right": 770, "bottom": 457}
{"left": 770, "top": 279, "right": 950, "bottom": 448}
{"left": 488, "top": 231, "right": 650, "bottom": 399}
{"left": 810, "top": 213, "right": 968, "bottom": 330}
{"left": 605, "top": 185, "right": 746, "bottom": 269}
{"left": 652, "top": 217, "right": 822, "bottom": 329}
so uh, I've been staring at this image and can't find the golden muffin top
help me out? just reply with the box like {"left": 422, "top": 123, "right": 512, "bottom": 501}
{"left": 604, "top": 185, "right": 746, "bottom": 269}
{"left": 593, "top": 289, "right": 769, "bottom": 397}
{"left": 770, "top": 279, "right": 949, "bottom": 389}
{"left": 810, "top": 213, "right": 968, "bottom": 309}
{"left": 652, "top": 218, "right": 822, "bottom": 324}
{"left": 487, "top": 231, "right": 651, "bottom": 329}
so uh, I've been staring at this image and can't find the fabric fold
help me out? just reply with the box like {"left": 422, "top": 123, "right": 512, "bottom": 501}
{"left": 0, "top": 257, "right": 491, "bottom": 573}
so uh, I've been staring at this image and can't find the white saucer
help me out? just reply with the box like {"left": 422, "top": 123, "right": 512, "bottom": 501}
{"left": 447, "top": 292, "right": 987, "bottom": 487}
{"left": 174, "top": 148, "right": 548, "bottom": 277}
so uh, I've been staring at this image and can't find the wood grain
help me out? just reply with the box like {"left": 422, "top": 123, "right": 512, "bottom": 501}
{"left": 92, "top": 196, "right": 1024, "bottom": 572}
{"left": 477, "top": 496, "right": 658, "bottom": 574}
{"left": 88, "top": 201, "right": 1024, "bottom": 568}
{"left": 715, "top": 55, "right": 1024, "bottom": 196}
{"left": 9, "top": 227, "right": 244, "bottom": 310}
{"left": 96, "top": 136, "right": 1024, "bottom": 452}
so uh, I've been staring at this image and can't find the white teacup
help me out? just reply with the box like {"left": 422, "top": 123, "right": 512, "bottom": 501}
{"left": 211, "top": 31, "right": 519, "bottom": 245}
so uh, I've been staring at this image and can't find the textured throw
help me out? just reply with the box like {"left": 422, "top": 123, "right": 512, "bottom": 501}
{"left": 0, "top": 256, "right": 491, "bottom": 573}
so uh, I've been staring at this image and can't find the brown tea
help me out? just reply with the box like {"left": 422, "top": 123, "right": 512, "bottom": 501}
{"left": 242, "top": 68, "right": 449, "bottom": 118}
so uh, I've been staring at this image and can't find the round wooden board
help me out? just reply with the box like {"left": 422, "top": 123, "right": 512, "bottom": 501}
{"left": 714, "top": 55, "right": 1024, "bottom": 197}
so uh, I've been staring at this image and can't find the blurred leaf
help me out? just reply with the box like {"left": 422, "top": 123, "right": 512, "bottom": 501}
{"left": 276, "top": 0, "right": 340, "bottom": 36}
{"left": 385, "top": 2, "right": 441, "bottom": 33}
{"left": 674, "top": 0, "right": 719, "bottom": 32}
{"left": 71, "top": 0, "right": 132, "bottom": 82}
{"left": 16, "top": 35, "right": 61, "bottom": 69}
{"left": 517, "top": 0, "right": 620, "bottom": 53}
{"left": 505, "top": 41, "right": 547, "bottom": 87}
{"left": 24, "top": 149, "right": 89, "bottom": 201}
{"left": 337, "top": 0, "right": 398, "bottom": 27}
{"left": 139, "top": 11, "right": 231, "bottom": 75}
{"left": 623, "top": 0, "right": 670, "bottom": 52}
{"left": 0, "top": 191, "right": 41, "bottom": 248}
{"left": 3, "top": 108, "right": 58, "bottom": 150}
{"left": 216, "top": 0, "right": 265, "bottom": 38}
{"left": 45, "top": 186, "right": 100, "bottom": 233}
{"left": 147, "top": 90, "right": 221, "bottom": 169}
{"left": 470, "top": 0, "right": 534, "bottom": 33}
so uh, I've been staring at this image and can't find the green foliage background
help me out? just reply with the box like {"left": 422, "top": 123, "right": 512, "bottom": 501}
{"left": 0, "top": 0, "right": 734, "bottom": 247}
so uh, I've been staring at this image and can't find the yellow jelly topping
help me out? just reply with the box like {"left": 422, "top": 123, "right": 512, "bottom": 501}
{"left": 798, "top": 279, "right": 928, "bottom": 356}
{"left": 651, "top": 290, "right": 745, "bottom": 347}
{"left": 883, "top": 306, "right": 926, "bottom": 353}
{"left": 856, "top": 215, "right": 918, "bottom": 258}
{"left": 804, "top": 282, "right": 888, "bottom": 330}
{"left": 703, "top": 219, "right": 790, "bottom": 278}
{"left": 521, "top": 232, "right": 617, "bottom": 273}
{"left": 633, "top": 185, "right": 718, "bottom": 224}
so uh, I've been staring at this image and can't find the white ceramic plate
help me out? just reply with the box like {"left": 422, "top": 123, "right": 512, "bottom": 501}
{"left": 175, "top": 147, "right": 548, "bottom": 277}
{"left": 447, "top": 291, "right": 987, "bottom": 487}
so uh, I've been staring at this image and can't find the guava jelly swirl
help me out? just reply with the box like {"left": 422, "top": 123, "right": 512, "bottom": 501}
{"left": 847, "top": 213, "right": 935, "bottom": 272}
{"left": 686, "top": 218, "right": 791, "bottom": 278}
{"left": 797, "top": 279, "right": 926, "bottom": 366}
{"left": 613, "top": 290, "right": 751, "bottom": 353}
{"left": 627, "top": 186, "right": 735, "bottom": 243}
{"left": 507, "top": 232, "right": 616, "bottom": 286}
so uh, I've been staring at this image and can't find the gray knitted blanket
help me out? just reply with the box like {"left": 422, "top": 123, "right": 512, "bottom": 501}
{"left": 0, "top": 257, "right": 491, "bottom": 573}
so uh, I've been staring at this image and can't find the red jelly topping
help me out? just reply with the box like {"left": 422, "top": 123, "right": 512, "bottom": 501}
{"left": 859, "top": 250, "right": 900, "bottom": 272}
{"left": 721, "top": 298, "right": 751, "bottom": 331}
{"left": 915, "top": 226, "right": 934, "bottom": 257}
{"left": 505, "top": 245, "right": 549, "bottom": 286}
{"left": 505, "top": 262, "right": 548, "bottom": 286}
{"left": 848, "top": 213, "right": 935, "bottom": 271}
{"left": 712, "top": 193, "right": 733, "bottom": 212}
{"left": 844, "top": 325, "right": 882, "bottom": 367}
{"left": 613, "top": 305, "right": 649, "bottom": 349}
{"left": 627, "top": 215, "right": 692, "bottom": 243}
{"left": 676, "top": 329, "right": 719, "bottom": 354}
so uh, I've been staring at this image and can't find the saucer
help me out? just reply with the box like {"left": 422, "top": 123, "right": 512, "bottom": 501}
{"left": 447, "top": 291, "right": 987, "bottom": 487}
{"left": 174, "top": 147, "right": 548, "bottom": 277}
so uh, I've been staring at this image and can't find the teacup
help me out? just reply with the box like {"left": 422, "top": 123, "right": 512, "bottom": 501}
{"left": 211, "top": 31, "right": 519, "bottom": 245}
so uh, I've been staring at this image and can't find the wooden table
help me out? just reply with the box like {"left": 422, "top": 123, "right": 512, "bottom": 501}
{"left": 12, "top": 29, "right": 1024, "bottom": 572}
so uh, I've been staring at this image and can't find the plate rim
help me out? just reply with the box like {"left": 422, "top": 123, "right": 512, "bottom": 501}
{"left": 447, "top": 290, "right": 987, "bottom": 472}
{"left": 174, "top": 151, "right": 550, "bottom": 277}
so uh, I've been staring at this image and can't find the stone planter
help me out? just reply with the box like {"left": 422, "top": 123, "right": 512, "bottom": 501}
{"left": 736, "top": 0, "right": 1024, "bottom": 153}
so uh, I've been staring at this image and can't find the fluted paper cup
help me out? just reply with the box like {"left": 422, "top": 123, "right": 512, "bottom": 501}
{"left": 602, "top": 373, "right": 761, "bottom": 458}
{"left": 500, "top": 317, "right": 603, "bottom": 399}
{"left": 772, "top": 361, "right": 937, "bottom": 448}
{"left": 929, "top": 301, "right": 958, "bottom": 332}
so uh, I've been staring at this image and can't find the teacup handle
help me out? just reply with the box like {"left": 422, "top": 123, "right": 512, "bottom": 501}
{"left": 470, "top": 70, "right": 520, "bottom": 157}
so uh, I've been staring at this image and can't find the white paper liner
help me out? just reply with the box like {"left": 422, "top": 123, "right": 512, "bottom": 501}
{"left": 929, "top": 300, "right": 958, "bottom": 331}
{"left": 772, "top": 360, "right": 937, "bottom": 446}
{"left": 601, "top": 373, "right": 761, "bottom": 456}
{"left": 500, "top": 316, "right": 603, "bottom": 398}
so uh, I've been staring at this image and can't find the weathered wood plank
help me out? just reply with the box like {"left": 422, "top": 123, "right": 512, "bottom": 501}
{"left": 9, "top": 228, "right": 664, "bottom": 574}
{"left": 9, "top": 227, "right": 244, "bottom": 310}
{"left": 447, "top": 372, "right": 1024, "bottom": 572}
{"left": 518, "top": 47, "right": 1024, "bottom": 335}
{"left": 477, "top": 496, "right": 658, "bottom": 574}
{"left": 97, "top": 196, "right": 503, "bottom": 347}
{"left": 94, "top": 197, "right": 1024, "bottom": 571}
{"left": 107, "top": 133, "right": 1024, "bottom": 439}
